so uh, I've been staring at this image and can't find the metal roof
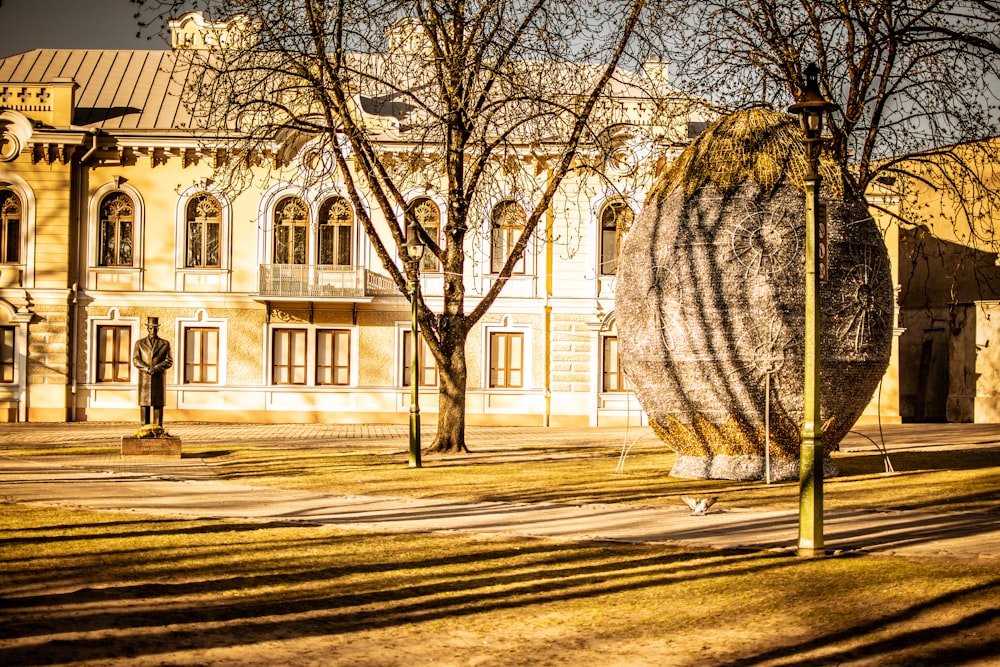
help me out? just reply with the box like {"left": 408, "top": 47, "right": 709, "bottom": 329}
{"left": 1, "top": 48, "right": 697, "bottom": 138}
{"left": 0, "top": 49, "right": 190, "bottom": 131}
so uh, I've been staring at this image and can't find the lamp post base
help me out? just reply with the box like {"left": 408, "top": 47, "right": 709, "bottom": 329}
{"left": 408, "top": 409, "right": 421, "bottom": 468}
{"left": 796, "top": 547, "right": 831, "bottom": 558}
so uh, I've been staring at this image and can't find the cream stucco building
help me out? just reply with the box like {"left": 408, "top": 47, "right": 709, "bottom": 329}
{"left": 5, "top": 13, "right": 978, "bottom": 428}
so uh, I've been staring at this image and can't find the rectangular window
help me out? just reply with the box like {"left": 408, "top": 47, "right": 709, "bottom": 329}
{"left": 402, "top": 332, "right": 437, "bottom": 387}
{"left": 275, "top": 224, "right": 308, "bottom": 264}
{"left": 184, "top": 327, "right": 219, "bottom": 384}
{"left": 600, "top": 223, "right": 618, "bottom": 275}
{"left": 419, "top": 225, "right": 439, "bottom": 272}
{"left": 316, "top": 329, "right": 351, "bottom": 386}
{"left": 319, "top": 223, "right": 353, "bottom": 266}
{"left": 489, "top": 331, "right": 523, "bottom": 388}
{"left": 0, "top": 326, "right": 14, "bottom": 383}
{"left": 272, "top": 329, "right": 307, "bottom": 385}
{"left": 96, "top": 325, "right": 131, "bottom": 383}
{"left": 186, "top": 219, "right": 220, "bottom": 267}
{"left": 2, "top": 217, "right": 19, "bottom": 264}
{"left": 602, "top": 336, "right": 624, "bottom": 392}
{"left": 336, "top": 225, "right": 351, "bottom": 265}
{"left": 491, "top": 223, "right": 526, "bottom": 274}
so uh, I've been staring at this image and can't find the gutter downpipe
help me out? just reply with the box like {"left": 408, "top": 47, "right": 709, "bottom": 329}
{"left": 69, "top": 283, "right": 78, "bottom": 421}
{"left": 69, "top": 130, "right": 97, "bottom": 421}
{"left": 80, "top": 130, "right": 100, "bottom": 164}
{"left": 544, "top": 168, "right": 554, "bottom": 427}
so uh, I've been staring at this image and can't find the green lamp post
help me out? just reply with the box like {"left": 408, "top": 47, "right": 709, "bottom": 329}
{"left": 406, "top": 226, "right": 426, "bottom": 469}
{"left": 789, "top": 63, "right": 837, "bottom": 556}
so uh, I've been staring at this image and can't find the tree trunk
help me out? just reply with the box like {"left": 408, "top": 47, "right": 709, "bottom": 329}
{"left": 429, "top": 324, "right": 469, "bottom": 453}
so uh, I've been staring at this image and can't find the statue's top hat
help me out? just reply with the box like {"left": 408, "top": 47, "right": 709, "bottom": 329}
{"left": 146, "top": 316, "right": 160, "bottom": 327}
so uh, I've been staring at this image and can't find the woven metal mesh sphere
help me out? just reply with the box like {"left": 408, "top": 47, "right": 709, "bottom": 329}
{"left": 616, "top": 109, "right": 893, "bottom": 480}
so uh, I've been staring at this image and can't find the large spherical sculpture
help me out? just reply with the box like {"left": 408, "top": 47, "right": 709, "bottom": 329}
{"left": 616, "top": 109, "right": 893, "bottom": 480}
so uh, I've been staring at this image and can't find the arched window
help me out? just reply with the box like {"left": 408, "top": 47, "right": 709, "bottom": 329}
{"left": 273, "top": 196, "right": 308, "bottom": 264}
{"left": 599, "top": 200, "right": 634, "bottom": 276}
{"left": 490, "top": 200, "right": 525, "bottom": 274}
{"left": 99, "top": 192, "right": 134, "bottom": 267}
{"left": 0, "top": 189, "right": 21, "bottom": 264}
{"left": 318, "top": 196, "right": 353, "bottom": 266}
{"left": 406, "top": 197, "right": 439, "bottom": 272}
{"left": 185, "top": 193, "right": 222, "bottom": 268}
{"left": 602, "top": 334, "right": 625, "bottom": 392}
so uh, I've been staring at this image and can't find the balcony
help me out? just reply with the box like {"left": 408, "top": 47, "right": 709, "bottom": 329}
{"left": 256, "top": 265, "right": 400, "bottom": 301}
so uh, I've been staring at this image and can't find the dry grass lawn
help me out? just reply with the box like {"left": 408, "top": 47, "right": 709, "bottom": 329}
{"left": 2, "top": 426, "right": 999, "bottom": 665}
{"left": 1, "top": 503, "right": 998, "bottom": 667}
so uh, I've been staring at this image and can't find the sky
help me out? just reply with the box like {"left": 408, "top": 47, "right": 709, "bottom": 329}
{"left": 0, "top": 0, "right": 168, "bottom": 57}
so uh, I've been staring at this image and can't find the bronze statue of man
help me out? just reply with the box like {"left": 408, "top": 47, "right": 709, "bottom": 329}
{"left": 132, "top": 316, "right": 172, "bottom": 426}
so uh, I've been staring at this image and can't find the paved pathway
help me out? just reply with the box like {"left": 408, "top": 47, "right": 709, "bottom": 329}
{"left": 2, "top": 422, "right": 999, "bottom": 559}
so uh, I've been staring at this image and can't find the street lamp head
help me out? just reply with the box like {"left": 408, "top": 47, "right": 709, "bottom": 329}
{"left": 406, "top": 241, "right": 425, "bottom": 261}
{"left": 405, "top": 222, "right": 426, "bottom": 261}
{"left": 788, "top": 63, "right": 836, "bottom": 142}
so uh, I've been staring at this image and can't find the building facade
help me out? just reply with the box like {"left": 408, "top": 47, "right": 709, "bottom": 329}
{"left": 0, "top": 14, "right": 926, "bottom": 427}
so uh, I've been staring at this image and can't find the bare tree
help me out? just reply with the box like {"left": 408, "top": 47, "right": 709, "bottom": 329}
{"left": 658, "top": 0, "right": 1000, "bottom": 242}
{"left": 650, "top": 0, "right": 1000, "bottom": 423}
{"left": 134, "top": 0, "right": 687, "bottom": 452}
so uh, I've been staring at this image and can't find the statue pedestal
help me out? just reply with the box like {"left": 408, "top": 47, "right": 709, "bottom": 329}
{"left": 121, "top": 437, "right": 182, "bottom": 458}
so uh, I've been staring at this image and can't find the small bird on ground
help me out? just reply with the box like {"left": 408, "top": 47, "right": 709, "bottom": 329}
{"left": 681, "top": 495, "right": 718, "bottom": 516}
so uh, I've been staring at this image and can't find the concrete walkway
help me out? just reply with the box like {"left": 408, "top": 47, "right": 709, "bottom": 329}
{"left": 2, "top": 422, "right": 999, "bottom": 559}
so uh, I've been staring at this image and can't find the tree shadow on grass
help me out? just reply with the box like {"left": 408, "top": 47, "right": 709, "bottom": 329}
{"left": 2, "top": 510, "right": 998, "bottom": 666}
{"left": 1, "top": 526, "right": 781, "bottom": 664}
{"left": 715, "top": 579, "right": 1000, "bottom": 666}
{"left": 836, "top": 449, "right": 1000, "bottom": 476}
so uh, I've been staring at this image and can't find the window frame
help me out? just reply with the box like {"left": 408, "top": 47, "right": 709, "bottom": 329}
{"left": 315, "top": 328, "right": 352, "bottom": 386}
{"left": 175, "top": 313, "right": 228, "bottom": 386}
{"left": 97, "top": 192, "right": 136, "bottom": 267}
{"left": 490, "top": 200, "right": 526, "bottom": 275}
{"left": 183, "top": 326, "right": 220, "bottom": 384}
{"left": 488, "top": 330, "right": 524, "bottom": 389}
{"left": 88, "top": 182, "right": 145, "bottom": 289}
{"left": 400, "top": 329, "right": 438, "bottom": 387}
{"left": 598, "top": 200, "right": 634, "bottom": 277}
{"left": 601, "top": 334, "right": 626, "bottom": 393}
{"left": 95, "top": 324, "right": 132, "bottom": 383}
{"left": 271, "top": 328, "right": 308, "bottom": 385}
{"left": 273, "top": 196, "right": 310, "bottom": 265}
{"left": 0, "top": 177, "right": 35, "bottom": 287}
{"left": 175, "top": 186, "right": 232, "bottom": 288}
{"left": 0, "top": 325, "right": 15, "bottom": 384}
{"left": 87, "top": 310, "right": 140, "bottom": 385}
{"left": 0, "top": 189, "right": 21, "bottom": 264}
{"left": 267, "top": 324, "right": 357, "bottom": 387}
{"left": 318, "top": 196, "right": 354, "bottom": 266}
{"left": 184, "top": 193, "right": 223, "bottom": 269}
{"left": 406, "top": 197, "right": 441, "bottom": 272}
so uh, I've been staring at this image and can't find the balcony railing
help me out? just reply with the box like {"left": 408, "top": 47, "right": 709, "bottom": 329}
{"left": 257, "top": 264, "right": 400, "bottom": 299}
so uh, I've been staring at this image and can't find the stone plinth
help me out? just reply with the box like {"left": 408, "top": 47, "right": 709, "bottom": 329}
{"left": 121, "top": 437, "right": 182, "bottom": 458}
